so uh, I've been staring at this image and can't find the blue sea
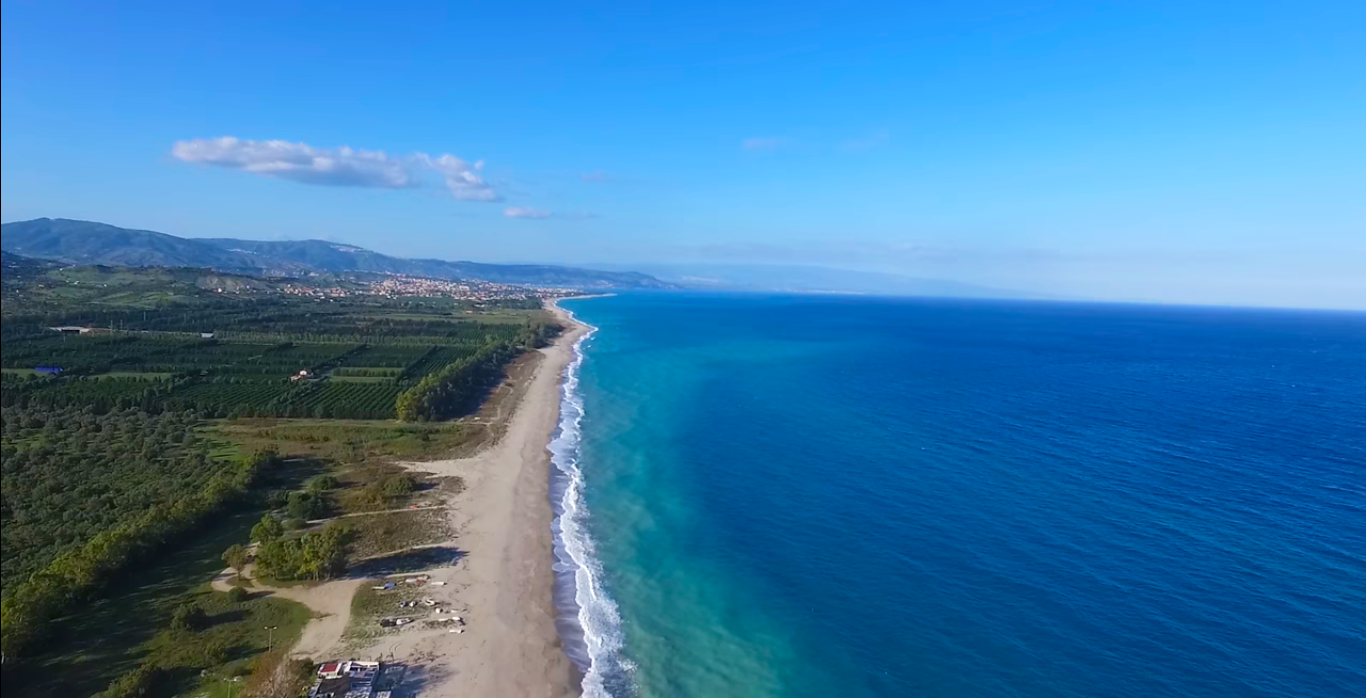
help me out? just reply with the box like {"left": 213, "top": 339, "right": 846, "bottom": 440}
{"left": 550, "top": 294, "right": 1365, "bottom": 698}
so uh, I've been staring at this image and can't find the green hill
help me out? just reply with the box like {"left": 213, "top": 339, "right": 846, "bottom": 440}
{"left": 2, "top": 218, "right": 671, "bottom": 289}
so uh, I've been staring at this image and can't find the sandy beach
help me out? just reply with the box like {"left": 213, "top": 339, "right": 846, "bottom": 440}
{"left": 353, "top": 299, "right": 588, "bottom": 696}
{"left": 218, "top": 300, "right": 591, "bottom": 695}
{"left": 220, "top": 300, "right": 591, "bottom": 695}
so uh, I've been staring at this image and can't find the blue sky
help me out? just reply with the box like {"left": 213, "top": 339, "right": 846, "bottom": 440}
{"left": 2, "top": 1, "right": 1363, "bottom": 308}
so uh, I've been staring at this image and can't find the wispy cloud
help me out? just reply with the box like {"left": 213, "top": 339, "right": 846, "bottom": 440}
{"left": 172, "top": 137, "right": 500, "bottom": 202}
{"left": 581, "top": 170, "right": 613, "bottom": 183}
{"left": 741, "top": 136, "right": 787, "bottom": 152}
{"left": 502, "top": 207, "right": 600, "bottom": 221}
{"left": 504, "top": 206, "right": 552, "bottom": 219}
{"left": 413, "top": 153, "right": 499, "bottom": 202}
{"left": 839, "top": 130, "right": 890, "bottom": 152}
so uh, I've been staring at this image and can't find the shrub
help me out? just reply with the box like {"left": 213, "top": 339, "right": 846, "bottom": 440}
{"left": 170, "top": 602, "right": 207, "bottom": 632}
{"left": 227, "top": 586, "right": 250, "bottom": 603}
{"left": 306, "top": 474, "right": 339, "bottom": 493}
{"left": 200, "top": 638, "right": 229, "bottom": 667}
{"left": 94, "top": 664, "right": 168, "bottom": 698}
{"left": 286, "top": 491, "right": 326, "bottom": 520}
{"left": 381, "top": 474, "right": 418, "bottom": 496}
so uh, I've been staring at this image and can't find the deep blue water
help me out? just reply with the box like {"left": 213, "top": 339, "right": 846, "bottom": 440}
{"left": 558, "top": 294, "right": 1365, "bottom": 698}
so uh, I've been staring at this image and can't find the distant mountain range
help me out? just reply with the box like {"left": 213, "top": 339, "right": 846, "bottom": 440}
{"left": 2, "top": 218, "right": 1035, "bottom": 299}
{"left": 587, "top": 262, "right": 1033, "bottom": 299}
{"left": 0, "top": 218, "right": 671, "bottom": 289}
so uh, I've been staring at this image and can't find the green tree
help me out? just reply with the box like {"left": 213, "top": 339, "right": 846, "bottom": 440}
{"left": 222, "top": 543, "right": 249, "bottom": 577}
{"left": 254, "top": 526, "right": 353, "bottom": 581}
{"left": 251, "top": 513, "right": 283, "bottom": 543}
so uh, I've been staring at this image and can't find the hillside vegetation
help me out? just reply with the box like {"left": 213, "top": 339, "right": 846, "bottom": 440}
{"left": 2, "top": 217, "right": 671, "bottom": 288}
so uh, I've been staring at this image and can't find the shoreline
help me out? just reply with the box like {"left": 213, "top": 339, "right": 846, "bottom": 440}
{"left": 359, "top": 298, "right": 591, "bottom": 696}
{"left": 545, "top": 299, "right": 624, "bottom": 697}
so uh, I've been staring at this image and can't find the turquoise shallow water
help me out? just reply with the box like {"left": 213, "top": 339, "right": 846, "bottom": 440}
{"left": 555, "top": 293, "right": 1365, "bottom": 698}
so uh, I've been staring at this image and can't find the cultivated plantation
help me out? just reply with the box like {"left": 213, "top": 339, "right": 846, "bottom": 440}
{"left": 0, "top": 260, "right": 562, "bottom": 696}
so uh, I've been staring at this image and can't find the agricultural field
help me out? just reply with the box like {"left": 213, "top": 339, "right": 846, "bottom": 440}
{"left": 1, "top": 293, "right": 560, "bottom": 420}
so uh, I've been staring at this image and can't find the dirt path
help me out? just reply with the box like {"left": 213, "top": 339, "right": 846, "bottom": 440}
{"left": 304, "top": 505, "right": 449, "bottom": 525}
{"left": 211, "top": 564, "right": 365, "bottom": 660}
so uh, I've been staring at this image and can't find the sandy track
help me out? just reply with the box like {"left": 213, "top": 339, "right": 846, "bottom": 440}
{"left": 211, "top": 564, "right": 365, "bottom": 659}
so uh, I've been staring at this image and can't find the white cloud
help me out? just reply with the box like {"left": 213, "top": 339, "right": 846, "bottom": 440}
{"left": 581, "top": 170, "right": 613, "bottom": 183}
{"left": 741, "top": 136, "right": 787, "bottom": 152}
{"left": 172, "top": 137, "right": 414, "bottom": 188}
{"left": 172, "top": 137, "right": 500, "bottom": 201}
{"left": 413, "top": 153, "right": 500, "bottom": 202}
{"left": 504, "top": 207, "right": 552, "bottom": 219}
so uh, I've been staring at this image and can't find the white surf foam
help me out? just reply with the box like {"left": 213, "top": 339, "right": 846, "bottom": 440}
{"left": 548, "top": 311, "right": 631, "bottom": 697}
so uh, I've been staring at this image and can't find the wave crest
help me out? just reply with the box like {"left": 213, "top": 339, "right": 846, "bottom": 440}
{"left": 549, "top": 312, "right": 632, "bottom": 697}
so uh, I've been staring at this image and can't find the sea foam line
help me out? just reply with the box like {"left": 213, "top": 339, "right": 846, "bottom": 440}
{"left": 548, "top": 311, "right": 630, "bottom": 697}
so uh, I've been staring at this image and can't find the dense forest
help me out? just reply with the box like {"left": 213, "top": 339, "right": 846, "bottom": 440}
{"left": 1, "top": 445, "right": 279, "bottom": 659}
{"left": 0, "top": 406, "right": 226, "bottom": 589}
{"left": 396, "top": 341, "right": 523, "bottom": 421}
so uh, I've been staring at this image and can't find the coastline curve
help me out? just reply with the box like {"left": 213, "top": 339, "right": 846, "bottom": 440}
{"left": 548, "top": 301, "right": 630, "bottom": 697}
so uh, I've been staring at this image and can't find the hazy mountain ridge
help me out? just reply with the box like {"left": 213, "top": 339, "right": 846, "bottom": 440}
{"left": 587, "top": 262, "right": 1034, "bottom": 299}
{"left": 1, "top": 218, "right": 671, "bottom": 289}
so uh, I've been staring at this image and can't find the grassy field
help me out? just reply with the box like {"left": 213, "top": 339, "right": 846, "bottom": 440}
{"left": 206, "top": 418, "right": 481, "bottom": 464}
{"left": 343, "top": 509, "right": 451, "bottom": 559}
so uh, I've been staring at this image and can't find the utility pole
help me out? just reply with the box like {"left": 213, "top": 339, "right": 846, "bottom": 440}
{"left": 265, "top": 625, "right": 279, "bottom": 652}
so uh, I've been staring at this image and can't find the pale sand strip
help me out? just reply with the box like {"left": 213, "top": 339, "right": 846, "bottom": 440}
{"left": 366, "top": 301, "right": 588, "bottom": 696}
